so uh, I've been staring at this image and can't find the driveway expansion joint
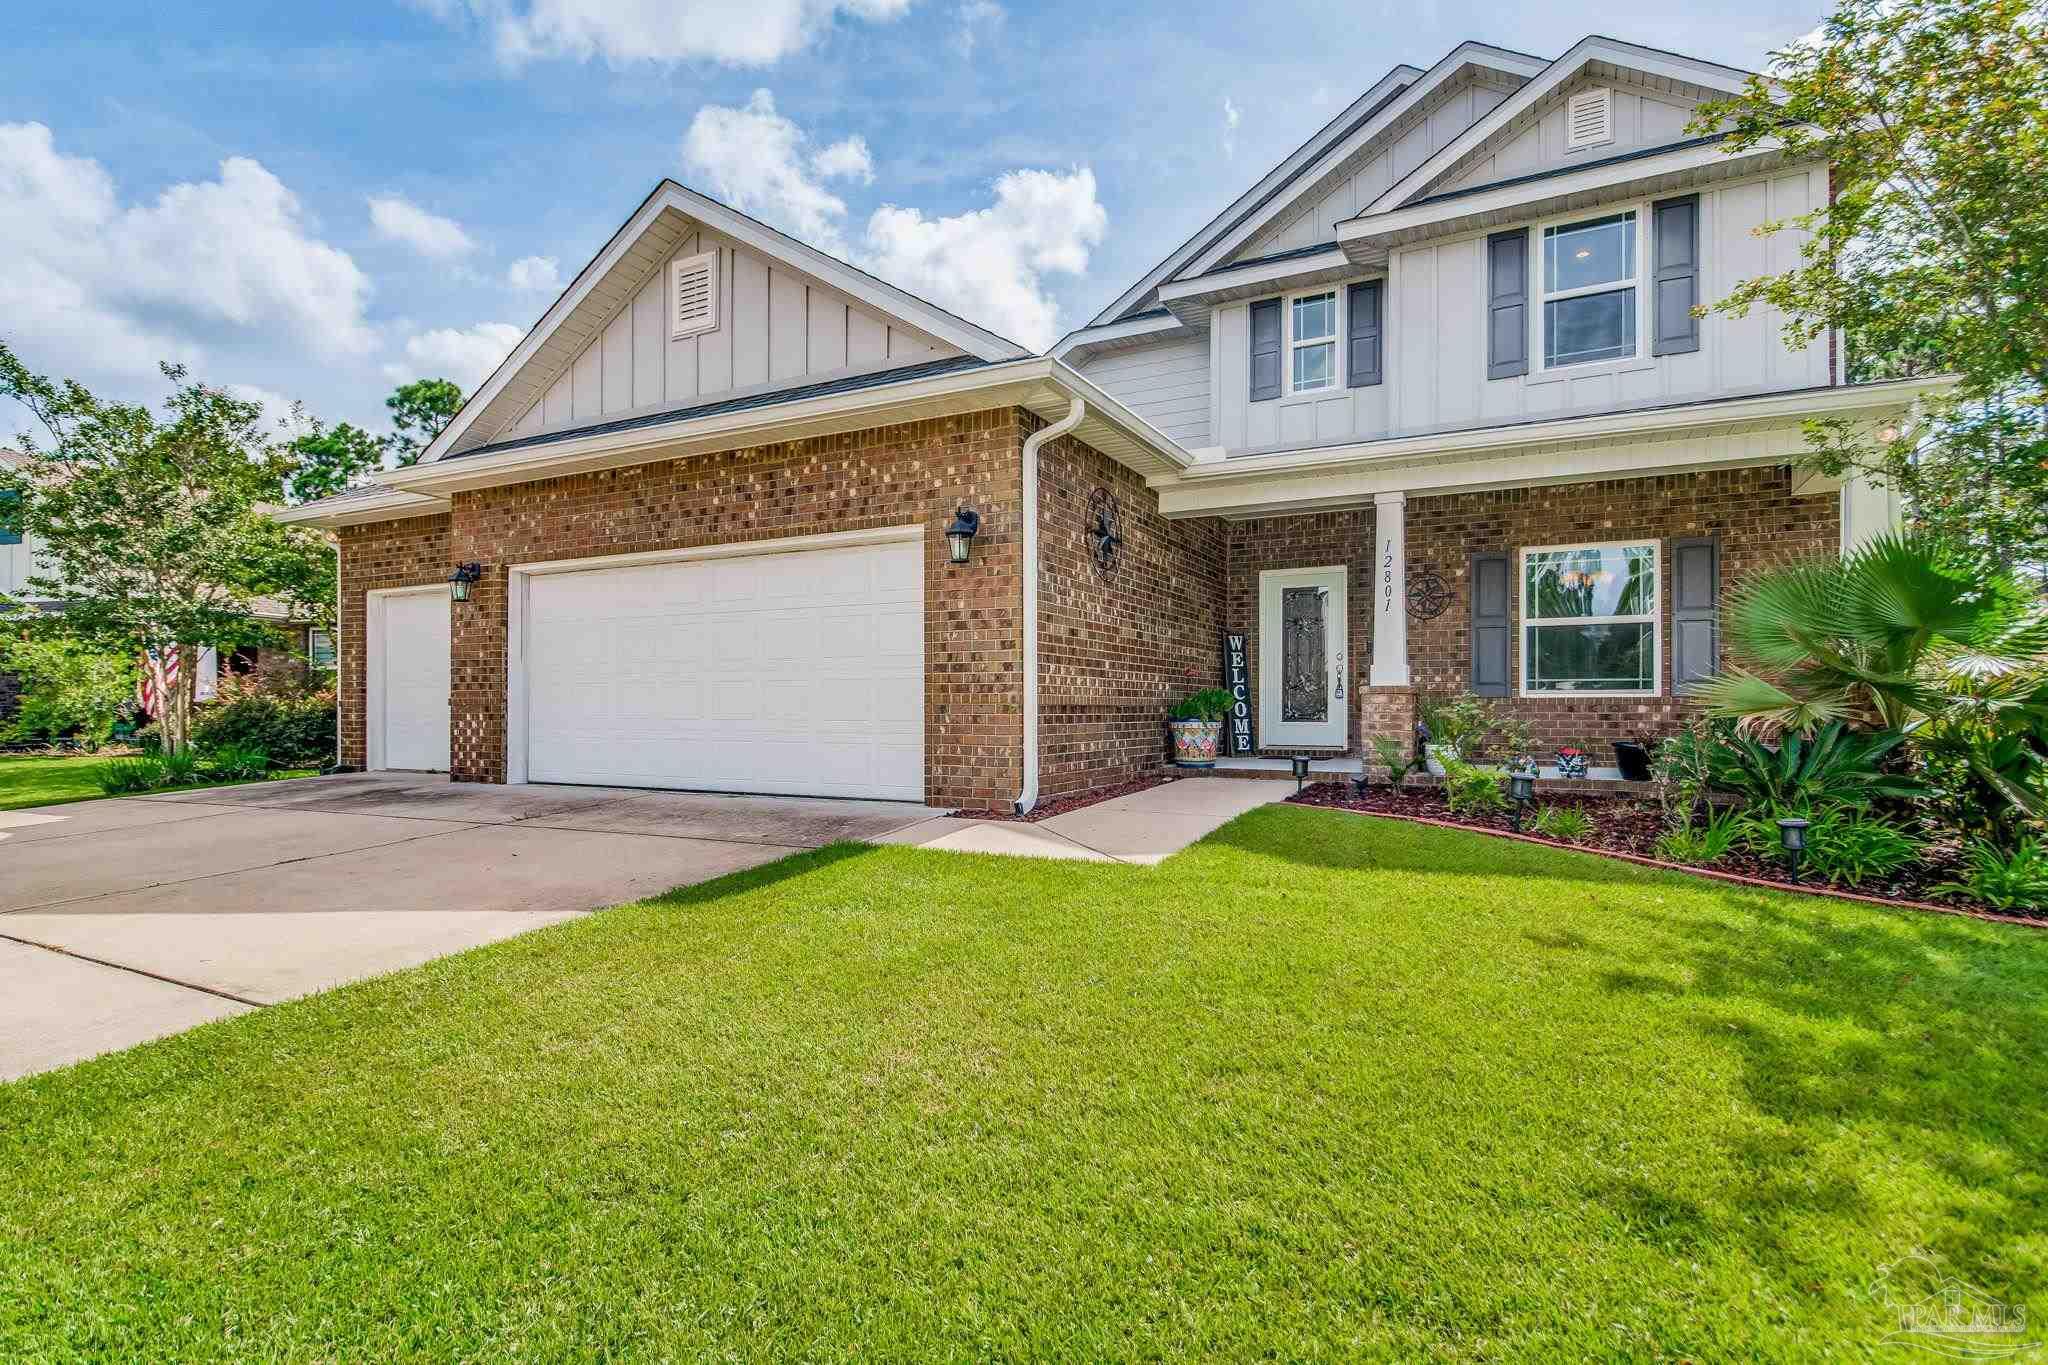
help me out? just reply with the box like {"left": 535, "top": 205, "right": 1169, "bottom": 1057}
{"left": 0, "top": 933, "right": 266, "bottom": 1008}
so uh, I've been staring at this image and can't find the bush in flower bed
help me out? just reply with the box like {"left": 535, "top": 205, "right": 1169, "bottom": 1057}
{"left": 1302, "top": 536, "right": 2048, "bottom": 918}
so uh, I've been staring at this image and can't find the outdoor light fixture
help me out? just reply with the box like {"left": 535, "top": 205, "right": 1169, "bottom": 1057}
{"left": 447, "top": 561, "right": 483, "bottom": 603}
{"left": 1509, "top": 771, "right": 1536, "bottom": 834}
{"left": 1352, "top": 761, "right": 1370, "bottom": 799}
{"left": 944, "top": 507, "right": 981, "bottom": 565}
{"left": 1777, "top": 816, "right": 1810, "bottom": 884}
{"left": 1291, "top": 753, "right": 1312, "bottom": 792}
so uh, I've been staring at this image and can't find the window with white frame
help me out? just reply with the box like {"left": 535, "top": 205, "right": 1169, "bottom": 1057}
{"left": 308, "top": 629, "right": 337, "bottom": 669}
{"left": 1289, "top": 291, "right": 1338, "bottom": 392}
{"left": 1521, "top": 542, "right": 1658, "bottom": 694}
{"left": 1541, "top": 210, "right": 1638, "bottom": 368}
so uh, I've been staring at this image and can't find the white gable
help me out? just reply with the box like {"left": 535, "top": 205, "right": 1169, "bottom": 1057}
{"left": 1429, "top": 74, "right": 1711, "bottom": 197}
{"left": 432, "top": 181, "right": 1027, "bottom": 460}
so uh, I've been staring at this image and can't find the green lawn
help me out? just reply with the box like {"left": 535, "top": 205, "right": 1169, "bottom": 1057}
{"left": 0, "top": 753, "right": 316, "bottom": 811}
{"left": 4, "top": 807, "right": 2045, "bottom": 1360}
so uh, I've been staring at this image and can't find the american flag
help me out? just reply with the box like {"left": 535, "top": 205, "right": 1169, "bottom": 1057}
{"left": 138, "top": 646, "right": 178, "bottom": 717}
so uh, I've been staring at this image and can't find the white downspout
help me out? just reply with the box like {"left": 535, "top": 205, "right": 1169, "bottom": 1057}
{"left": 1014, "top": 396, "right": 1086, "bottom": 815}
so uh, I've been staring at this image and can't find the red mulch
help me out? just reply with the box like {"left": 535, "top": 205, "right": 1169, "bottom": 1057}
{"left": 952, "top": 774, "right": 1175, "bottom": 823}
{"left": 1286, "top": 781, "right": 2034, "bottom": 922}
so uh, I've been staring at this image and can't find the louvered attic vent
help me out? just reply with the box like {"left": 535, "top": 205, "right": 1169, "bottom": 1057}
{"left": 669, "top": 250, "right": 718, "bottom": 340}
{"left": 1565, "top": 87, "right": 1614, "bottom": 150}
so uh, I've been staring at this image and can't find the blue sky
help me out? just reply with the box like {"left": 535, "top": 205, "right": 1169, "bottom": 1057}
{"left": 0, "top": 0, "right": 1823, "bottom": 443}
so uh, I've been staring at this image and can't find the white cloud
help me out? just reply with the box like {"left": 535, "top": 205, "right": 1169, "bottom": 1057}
{"left": 426, "top": 0, "right": 912, "bottom": 68}
{"left": 678, "top": 92, "right": 1104, "bottom": 350}
{"left": 388, "top": 322, "right": 523, "bottom": 391}
{"left": 225, "top": 383, "right": 313, "bottom": 442}
{"left": 1222, "top": 96, "right": 1241, "bottom": 158}
{"left": 682, "top": 89, "right": 861, "bottom": 252}
{"left": 505, "top": 254, "right": 562, "bottom": 292}
{"left": 811, "top": 135, "right": 874, "bottom": 185}
{"left": 369, "top": 194, "right": 476, "bottom": 259}
{"left": 953, "top": 0, "right": 1004, "bottom": 57}
{"left": 863, "top": 167, "right": 1105, "bottom": 350}
{"left": 0, "top": 122, "right": 374, "bottom": 391}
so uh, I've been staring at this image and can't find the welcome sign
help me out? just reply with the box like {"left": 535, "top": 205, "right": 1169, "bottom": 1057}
{"left": 1222, "top": 631, "right": 1254, "bottom": 755}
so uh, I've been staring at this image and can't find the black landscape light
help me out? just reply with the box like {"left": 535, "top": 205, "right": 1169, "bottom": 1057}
{"left": 1291, "top": 753, "right": 1311, "bottom": 792}
{"left": 1777, "top": 817, "right": 1810, "bottom": 884}
{"left": 944, "top": 507, "right": 981, "bottom": 565}
{"left": 448, "top": 561, "right": 483, "bottom": 603}
{"left": 1509, "top": 771, "right": 1535, "bottom": 833}
{"left": 1352, "top": 761, "right": 1370, "bottom": 799}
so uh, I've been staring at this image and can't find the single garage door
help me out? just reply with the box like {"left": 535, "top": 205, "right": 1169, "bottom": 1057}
{"left": 521, "top": 537, "right": 924, "bottom": 800}
{"left": 370, "top": 586, "right": 452, "bottom": 771}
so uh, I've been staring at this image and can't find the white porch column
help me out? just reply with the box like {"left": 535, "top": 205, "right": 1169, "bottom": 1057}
{"left": 1840, "top": 471, "right": 1901, "bottom": 553}
{"left": 1369, "top": 490, "right": 1411, "bottom": 687}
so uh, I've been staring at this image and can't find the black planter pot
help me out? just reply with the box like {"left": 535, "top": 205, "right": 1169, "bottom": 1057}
{"left": 1613, "top": 739, "right": 1653, "bottom": 783}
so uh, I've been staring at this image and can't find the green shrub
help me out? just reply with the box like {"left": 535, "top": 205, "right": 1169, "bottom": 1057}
{"left": 1371, "top": 736, "right": 1414, "bottom": 785}
{"left": 190, "top": 693, "right": 336, "bottom": 770}
{"left": 1655, "top": 807, "right": 1744, "bottom": 866}
{"left": 0, "top": 636, "right": 138, "bottom": 748}
{"left": 97, "top": 756, "right": 168, "bottom": 794}
{"left": 1939, "top": 838, "right": 2048, "bottom": 913}
{"left": 1168, "top": 689, "right": 1237, "bottom": 723}
{"left": 1441, "top": 758, "right": 1509, "bottom": 817}
{"left": 1706, "top": 722, "right": 1924, "bottom": 813}
{"left": 203, "top": 743, "right": 271, "bottom": 781}
{"left": 158, "top": 748, "right": 202, "bottom": 786}
{"left": 1530, "top": 806, "right": 1594, "bottom": 843}
{"left": 1734, "top": 805, "right": 1922, "bottom": 888}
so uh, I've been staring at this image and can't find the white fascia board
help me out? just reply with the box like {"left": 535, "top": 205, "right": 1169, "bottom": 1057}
{"left": 1360, "top": 37, "right": 1761, "bottom": 216}
{"left": 1181, "top": 44, "right": 1551, "bottom": 279}
{"left": 420, "top": 181, "right": 1030, "bottom": 466}
{"left": 1157, "top": 248, "right": 1356, "bottom": 305}
{"left": 268, "top": 489, "right": 453, "bottom": 530}
{"left": 1334, "top": 138, "right": 1783, "bottom": 258}
{"left": 380, "top": 358, "right": 1191, "bottom": 498}
{"left": 1081, "top": 64, "right": 1426, "bottom": 329}
{"left": 1146, "top": 377, "right": 1951, "bottom": 517}
{"left": 1050, "top": 311, "right": 1187, "bottom": 363}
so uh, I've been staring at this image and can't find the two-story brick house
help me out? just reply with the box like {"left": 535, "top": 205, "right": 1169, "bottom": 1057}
{"left": 278, "top": 34, "right": 1939, "bottom": 808}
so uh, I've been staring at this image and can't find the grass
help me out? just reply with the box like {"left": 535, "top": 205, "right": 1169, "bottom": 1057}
{"left": 3, "top": 805, "right": 2045, "bottom": 1360}
{"left": 0, "top": 752, "right": 316, "bottom": 811}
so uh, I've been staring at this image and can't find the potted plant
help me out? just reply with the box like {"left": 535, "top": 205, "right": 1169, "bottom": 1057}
{"left": 1554, "top": 744, "right": 1589, "bottom": 779}
{"left": 1168, "top": 688, "right": 1236, "bottom": 769}
{"left": 1419, "top": 692, "right": 1492, "bottom": 775}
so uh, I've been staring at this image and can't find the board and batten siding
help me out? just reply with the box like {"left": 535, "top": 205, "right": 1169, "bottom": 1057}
{"left": 1435, "top": 81, "right": 1705, "bottom": 195}
{"left": 1210, "top": 166, "right": 1829, "bottom": 455}
{"left": 1071, "top": 336, "right": 1212, "bottom": 448}
{"left": 504, "top": 230, "right": 959, "bottom": 439}
{"left": 0, "top": 531, "right": 43, "bottom": 596}
{"left": 1229, "top": 76, "right": 1515, "bottom": 263}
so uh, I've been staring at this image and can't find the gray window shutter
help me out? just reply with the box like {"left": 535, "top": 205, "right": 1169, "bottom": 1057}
{"left": 1672, "top": 535, "right": 1719, "bottom": 691}
{"left": 1652, "top": 195, "right": 1701, "bottom": 356}
{"left": 1470, "top": 551, "right": 1511, "bottom": 696}
{"left": 1486, "top": 229, "right": 1529, "bottom": 379}
{"left": 1346, "top": 280, "right": 1383, "bottom": 388}
{"left": 1249, "top": 297, "right": 1282, "bottom": 402}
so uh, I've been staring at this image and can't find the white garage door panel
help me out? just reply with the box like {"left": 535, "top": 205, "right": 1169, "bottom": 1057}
{"left": 375, "top": 588, "right": 451, "bottom": 772}
{"left": 523, "top": 540, "right": 924, "bottom": 799}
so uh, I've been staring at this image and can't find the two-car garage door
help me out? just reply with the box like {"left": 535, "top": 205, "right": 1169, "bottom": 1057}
{"left": 518, "top": 537, "right": 924, "bottom": 801}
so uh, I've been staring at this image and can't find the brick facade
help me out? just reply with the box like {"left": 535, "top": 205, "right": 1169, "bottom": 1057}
{"left": 1036, "top": 420, "right": 1225, "bottom": 800}
{"left": 335, "top": 513, "right": 454, "bottom": 770}
{"left": 1220, "top": 510, "right": 1374, "bottom": 756}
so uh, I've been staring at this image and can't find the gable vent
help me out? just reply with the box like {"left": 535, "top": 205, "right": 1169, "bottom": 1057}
{"left": 1566, "top": 87, "right": 1614, "bottom": 150}
{"left": 669, "top": 250, "right": 719, "bottom": 340}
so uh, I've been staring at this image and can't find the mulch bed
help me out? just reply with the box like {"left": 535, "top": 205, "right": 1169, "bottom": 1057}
{"left": 1287, "top": 781, "right": 2039, "bottom": 925}
{"left": 952, "top": 774, "right": 1174, "bottom": 823}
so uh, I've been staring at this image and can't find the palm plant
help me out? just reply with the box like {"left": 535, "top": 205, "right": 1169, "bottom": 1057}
{"left": 1688, "top": 533, "right": 2048, "bottom": 829}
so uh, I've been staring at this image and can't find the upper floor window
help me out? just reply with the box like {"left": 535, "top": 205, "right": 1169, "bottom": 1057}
{"left": 0, "top": 490, "right": 20, "bottom": 546}
{"left": 1541, "top": 211, "right": 1638, "bottom": 368}
{"left": 1290, "top": 291, "right": 1338, "bottom": 393}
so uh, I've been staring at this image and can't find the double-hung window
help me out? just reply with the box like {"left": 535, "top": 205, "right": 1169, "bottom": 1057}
{"left": 1541, "top": 211, "right": 1639, "bottom": 368}
{"left": 1521, "top": 542, "right": 1658, "bottom": 695}
{"left": 1289, "top": 291, "right": 1338, "bottom": 393}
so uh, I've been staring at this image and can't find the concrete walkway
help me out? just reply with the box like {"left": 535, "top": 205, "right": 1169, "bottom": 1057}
{"left": 0, "top": 774, "right": 934, "bottom": 1081}
{"left": 881, "top": 776, "right": 1288, "bottom": 865}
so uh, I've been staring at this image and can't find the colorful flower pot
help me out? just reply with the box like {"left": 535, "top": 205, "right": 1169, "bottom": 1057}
{"left": 1554, "top": 748, "right": 1588, "bottom": 779}
{"left": 1170, "top": 719, "right": 1222, "bottom": 768}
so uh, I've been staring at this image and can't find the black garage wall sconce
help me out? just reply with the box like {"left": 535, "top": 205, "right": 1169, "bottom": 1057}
{"left": 944, "top": 508, "right": 981, "bottom": 565}
{"left": 448, "top": 561, "right": 484, "bottom": 603}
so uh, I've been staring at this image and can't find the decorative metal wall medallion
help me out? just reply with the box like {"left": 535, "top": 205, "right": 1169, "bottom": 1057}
{"left": 1086, "top": 487, "right": 1124, "bottom": 575}
{"left": 1407, "top": 564, "right": 1450, "bottom": 620}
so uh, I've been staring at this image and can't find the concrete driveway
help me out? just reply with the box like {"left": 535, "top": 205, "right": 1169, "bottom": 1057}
{"left": 0, "top": 773, "right": 934, "bottom": 1081}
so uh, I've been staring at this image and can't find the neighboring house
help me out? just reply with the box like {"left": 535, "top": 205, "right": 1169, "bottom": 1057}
{"left": 0, "top": 450, "right": 328, "bottom": 724}
{"left": 276, "top": 34, "right": 1936, "bottom": 808}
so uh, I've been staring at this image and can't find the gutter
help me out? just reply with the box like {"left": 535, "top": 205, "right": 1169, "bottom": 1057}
{"left": 1014, "top": 397, "right": 1086, "bottom": 816}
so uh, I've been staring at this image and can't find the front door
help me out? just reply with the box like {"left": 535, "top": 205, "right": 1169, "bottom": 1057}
{"left": 1257, "top": 566, "right": 1347, "bottom": 749}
